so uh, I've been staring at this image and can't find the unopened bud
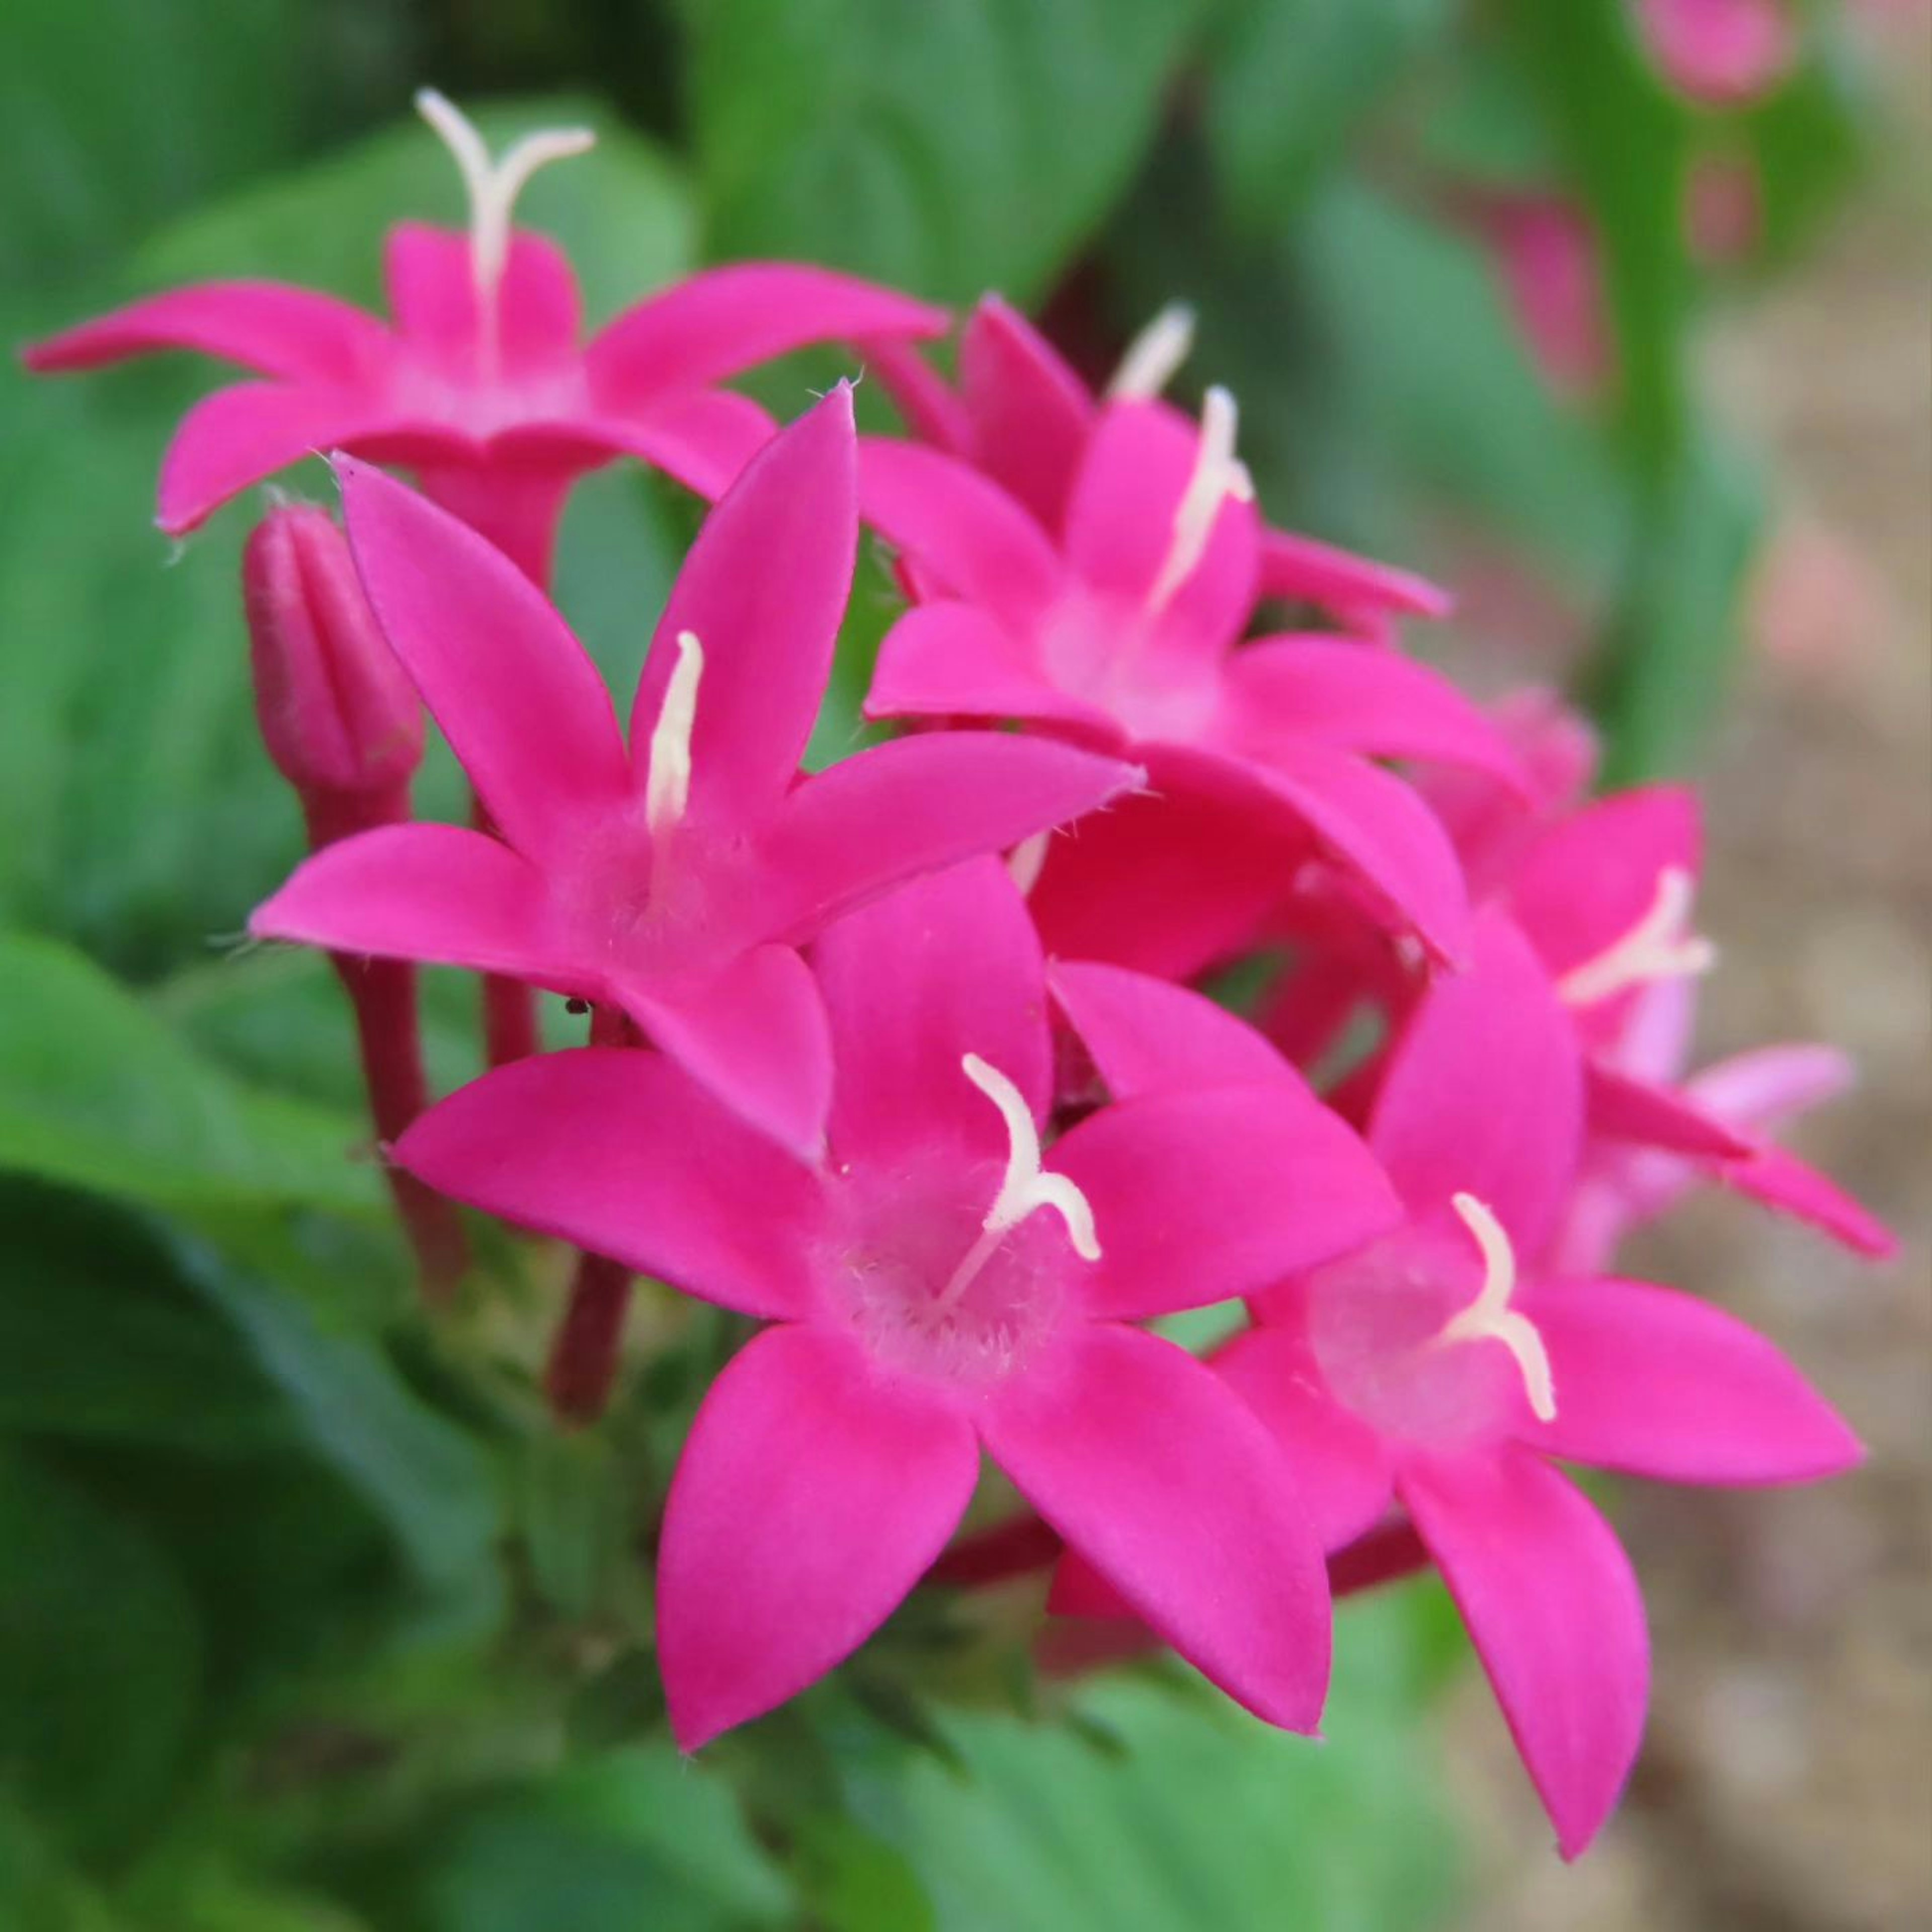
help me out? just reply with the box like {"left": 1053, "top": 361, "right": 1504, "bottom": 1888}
{"left": 244, "top": 503, "right": 423, "bottom": 831}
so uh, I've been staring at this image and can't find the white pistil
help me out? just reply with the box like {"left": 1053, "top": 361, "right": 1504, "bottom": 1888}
{"left": 644, "top": 630, "right": 705, "bottom": 839}
{"left": 1556, "top": 866, "right": 1716, "bottom": 1008}
{"left": 1008, "top": 832, "right": 1051, "bottom": 898}
{"left": 1434, "top": 1192, "right": 1557, "bottom": 1423}
{"left": 933, "top": 1054, "right": 1100, "bottom": 1315}
{"left": 1105, "top": 301, "right": 1197, "bottom": 401}
{"left": 414, "top": 89, "right": 594, "bottom": 337}
{"left": 1147, "top": 384, "right": 1254, "bottom": 615}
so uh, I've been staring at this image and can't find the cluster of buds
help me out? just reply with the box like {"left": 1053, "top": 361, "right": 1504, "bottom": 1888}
{"left": 29, "top": 92, "right": 1892, "bottom": 1863}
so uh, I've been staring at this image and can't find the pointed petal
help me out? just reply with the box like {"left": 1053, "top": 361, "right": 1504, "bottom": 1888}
{"left": 383, "top": 223, "right": 580, "bottom": 378}
{"left": 630, "top": 387, "right": 855, "bottom": 828}
{"left": 620, "top": 943, "right": 834, "bottom": 1160}
{"left": 865, "top": 601, "right": 1118, "bottom": 737}
{"left": 861, "top": 333, "right": 975, "bottom": 450}
{"left": 1213, "top": 1326, "right": 1394, "bottom": 1551}
{"left": 1587, "top": 1064, "right": 1753, "bottom": 1158}
{"left": 394, "top": 1046, "right": 824, "bottom": 1319}
{"left": 959, "top": 295, "right": 1094, "bottom": 529}
{"left": 1224, "top": 637, "right": 1529, "bottom": 788}
{"left": 1370, "top": 912, "right": 1584, "bottom": 1254}
{"left": 983, "top": 1323, "right": 1333, "bottom": 1732}
{"left": 812, "top": 859, "right": 1050, "bottom": 1170}
{"left": 498, "top": 388, "right": 778, "bottom": 503}
{"left": 1048, "top": 959, "right": 1309, "bottom": 1100}
{"left": 336, "top": 455, "right": 630, "bottom": 860}
{"left": 1525, "top": 1275, "right": 1863, "bottom": 1482}
{"left": 251, "top": 822, "right": 568, "bottom": 982}
{"left": 1257, "top": 527, "right": 1453, "bottom": 624}
{"left": 1720, "top": 1141, "right": 1899, "bottom": 1259}
{"left": 762, "top": 732, "right": 1141, "bottom": 943}
{"left": 1687, "top": 1043, "right": 1855, "bottom": 1132}
{"left": 1064, "top": 400, "right": 1257, "bottom": 661}
{"left": 587, "top": 263, "right": 947, "bottom": 409}
{"left": 858, "top": 439, "right": 1064, "bottom": 629}
{"left": 24, "top": 281, "right": 391, "bottom": 385}
{"left": 1399, "top": 1447, "right": 1648, "bottom": 1859}
{"left": 1053, "top": 1087, "right": 1401, "bottom": 1319}
{"left": 659, "top": 1324, "right": 978, "bottom": 1749}
{"left": 157, "top": 383, "right": 404, "bottom": 534}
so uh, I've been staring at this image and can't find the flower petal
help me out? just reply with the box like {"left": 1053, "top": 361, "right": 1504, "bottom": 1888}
{"left": 497, "top": 388, "right": 778, "bottom": 503}
{"left": 1048, "top": 959, "right": 1310, "bottom": 1100}
{"left": 659, "top": 1324, "right": 978, "bottom": 1750}
{"left": 1053, "top": 1086, "right": 1400, "bottom": 1319}
{"left": 619, "top": 943, "right": 834, "bottom": 1160}
{"left": 251, "top": 822, "right": 569, "bottom": 983}
{"left": 1212, "top": 1325, "right": 1394, "bottom": 1551}
{"left": 1719, "top": 1141, "right": 1899, "bottom": 1259}
{"left": 983, "top": 1323, "right": 1332, "bottom": 1733}
{"left": 337, "top": 456, "right": 631, "bottom": 859}
{"left": 1257, "top": 528, "right": 1453, "bottom": 625}
{"left": 1686, "top": 1043, "right": 1855, "bottom": 1131}
{"left": 861, "top": 333, "right": 975, "bottom": 450}
{"left": 1524, "top": 1275, "right": 1863, "bottom": 1482}
{"left": 587, "top": 263, "right": 947, "bottom": 409}
{"left": 1369, "top": 911, "right": 1584, "bottom": 1255}
{"left": 383, "top": 223, "right": 580, "bottom": 378}
{"left": 1399, "top": 1446, "right": 1648, "bottom": 1859}
{"left": 865, "top": 600, "right": 1118, "bottom": 737}
{"left": 858, "top": 439, "right": 1065, "bottom": 630}
{"left": 812, "top": 859, "right": 1051, "bottom": 1170}
{"left": 629, "top": 387, "right": 855, "bottom": 829}
{"left": 24, "top": 282, "right": 391, "bottom": 385}
{"left": 760, "top": 732, "right": 1141, "bottom": 944}
{"left": 394, "top": 1046, "right": 824, "bottom": 1319}
{"left": 1223, "top": 636, "right": 1529, "bottom": 789}
{"left": 1586, "top": 1064, "right": 1753, "bottom": 1159}
{"left": 959, "top": 295, "right": 1094, "bottom": 529}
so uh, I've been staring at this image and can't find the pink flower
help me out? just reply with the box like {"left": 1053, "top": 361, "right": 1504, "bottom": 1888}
{"left": 23, "top": 92, "right": 945, "bottom": 580}
{"left": 394, "top": 859, "right": 1403, "bottom": 1747}
{"left": 1061, "top": 917, "right": 1861, "bottom": 1856}
{"left": 867, "top": 294, "right": 1452, "bottom": 639}
{"left": 250, "top": 387, "right": 1141, "bottom": 1156}
{"left": 1637, "top": 0, "right": 1797, "bottom": 105}
{"left": 858, "top": 391, "right": 1528, "bottom": 964}
{"left": 1462, "top": 193, "right": 1613, "bottom": 398}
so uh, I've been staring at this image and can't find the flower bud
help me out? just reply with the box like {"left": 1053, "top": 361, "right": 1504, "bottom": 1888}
{"left": 244, "top": 502, "right": 423, "bottom": 825}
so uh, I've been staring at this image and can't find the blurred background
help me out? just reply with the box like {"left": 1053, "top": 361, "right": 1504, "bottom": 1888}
{"left": 2, "top": 3, "right": 1925, "bottom": 1928}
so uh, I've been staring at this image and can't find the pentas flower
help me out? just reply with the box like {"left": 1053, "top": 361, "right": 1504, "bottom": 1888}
{"left": 858, "top": 388, "right": 1531, "bottom": 964}
{"left": 1058, "top": 917, "right": 1861, "bottom": 1857}
{"left": 1636, "top": 0, "right": 1797, "bottom": 105}
{"left": 866, "top": 294, "right": 1452, "bottom": 640}
{"left": 1454, "top": 191, "right": 1612, "bottom": 399}
{"left": 251, "top": 387, "right": 1140, "bottom": 1156}
{"left": 393, "top": 859, "right": 1404, "bottom": 1748}
{"left": 23, "top": 91, "right": 945, "bottom": 581}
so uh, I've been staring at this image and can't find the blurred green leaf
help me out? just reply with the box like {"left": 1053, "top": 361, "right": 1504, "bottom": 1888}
{"left": 0, "top": 1448, "right": 202, "bottom": 1860}
{"left": 685, "top": 0, "right": 1205, "bottom": 302}
{"left": 0, "top": 1795, "right": 123, "bottom": 1932}
{"left": 1206, "top": 0, "right": 1451, "bottom": 231}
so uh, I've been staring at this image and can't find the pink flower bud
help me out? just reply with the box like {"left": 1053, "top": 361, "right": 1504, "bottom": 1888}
{"left": 244, "top": 503, "right": 423, "bottom": 819}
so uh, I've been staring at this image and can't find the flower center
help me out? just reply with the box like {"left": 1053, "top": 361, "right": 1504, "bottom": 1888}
{"left": 1557, "top": 866, "right": 1716, "bottom": 1008}
{"left": 414, "top": 89, "right": 594, "bottom": 372}
{"left": 1146, "top": 385, "right": 1254, "bottom": 615}
{"left": 1105, "top": 301, "right": 1197, "bottom": 401}
{"left": 1430, "top": 1193, "right": 1556, "bottom": 1423}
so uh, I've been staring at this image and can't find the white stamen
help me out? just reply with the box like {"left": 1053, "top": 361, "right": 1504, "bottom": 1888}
{"left": 1147, "top": 385, "right": 1254, "bottom": 613}
{"left": 1008, "top": 832, "right": 1051, "bottom": 898}
{"left": 414, "top": 89, "right": 594, "bottom": 315}
{"left": 934, "top": 1054, "right": 1100, "bottom": 1314}
{"left": 645, "top": 630, "right": 704, "bottom": 838}
{"left": 1435, "top": 1192, "right": 1557, "bottom": 1423}
{"left": 1106, "top": 302, "right": 1197, "bottom": 401}
{"left": 1557, "top": 867, "right": 1716, "bottom": 1008}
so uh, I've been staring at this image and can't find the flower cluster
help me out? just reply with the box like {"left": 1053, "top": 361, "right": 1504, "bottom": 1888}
{"left": 30, "top": 95, "right": 1892, "bottom": 1863}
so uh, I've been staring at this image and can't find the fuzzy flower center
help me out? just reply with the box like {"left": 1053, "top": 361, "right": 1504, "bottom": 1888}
{"left": 1147, "top": 385, "right": 1254, "bottom": 615}
{"left": 1105, "top": 302, "right": 1197, "bottom": 402}
{"left": 1557, "top": 866, "right": 1716, "bottom": 1008}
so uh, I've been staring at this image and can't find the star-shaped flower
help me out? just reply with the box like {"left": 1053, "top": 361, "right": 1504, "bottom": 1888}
{"left": 251, "top": 387, "right": 1141, "bottom": 1155}
{"left": 394, "top": 858, "right": 1404, "bottom": 1747}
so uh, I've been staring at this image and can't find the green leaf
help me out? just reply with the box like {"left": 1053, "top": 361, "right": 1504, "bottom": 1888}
{"left": 685, "top": 0, "right": 1205, "bottom": 303}
{"left": 0, "top": 1794, "right": 123, "bottom": 1932}
{"left": 0, "top": 1448, "right": 203, "bottom": 1861}
{"left": 1206, "top": 0, "right": 1451, "bottom": 231}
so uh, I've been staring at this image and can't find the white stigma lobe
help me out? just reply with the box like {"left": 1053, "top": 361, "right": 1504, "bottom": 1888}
{"left": 1148, "top": 384, "right": 1254, "bottom": 614}
{"left": 1435, "top": 1192, "right": 1557, "bottom": 1423}
{"left": 1007, "top": 832, "right": 1050, "bottom": 898}
{"left": 1557, "top": 866, "right": 1716, "bottom": 1008}
{"left": 414, "top": 90, "right": 594, "bottom": 318}
{"left": 645, "top": 630, "right": 705, "bottom": 838}
{"left": 933, "top": 1055, "right": 1100, "bottom": 1315}
{"left": 1106, "top": 302, "right": 1197, "bottom": 401}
